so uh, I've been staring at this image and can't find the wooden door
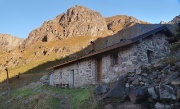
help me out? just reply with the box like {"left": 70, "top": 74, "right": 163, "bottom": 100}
{"left": 69, "top": 70, "right": 74, "bottom": 88}
{"left": 97, "top": 57, "right": 102, "bottom": 82}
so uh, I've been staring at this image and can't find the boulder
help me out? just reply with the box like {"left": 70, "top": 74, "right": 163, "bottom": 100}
{"left": 161, "top": 64, "right": 170, "bottom": 74}
{"left": 162, "top": 72, "right": 178, "bottom": 85}
{"left": 24, "top": 98, "right": 30, "bottom": 105}
{"left": 94, "top": 84, "right": 109, "bottom": 95}
{"left": 131, "top": 78, "right": 139, "bottom": 86}
{"left": 177, "top": 89, "right": 180, "bottom": 100}
{"left": 127, "top": 76, "right": 138, "bottom": 83}
{"left": 101, "top": 75, "right": 127, "bottom": 100}
{"left": 40, "top": 75, "right": 49, "bottom": 85}
{"left": 171, "top": 78, "right": 180, "bottom": 85}
{"left": 128, "top": 87, "right": 148, "bottom": 103}
{"left": 125, "top": 83, "right": 130, "bottom": 88}
{"left": 102, "top": 82, "right": 126, "bottom": 99}
{"left": 0, "top": 91, "right": 7, "bottom": 96}
{"left": 159, "top": 84, "right": 176, "bottom": 101}
{"left": 40, "top": 75, "right": 49, "bottom": 81}
{"left": 148, "top": 87, "right": 158, "bottom": 99}
{"left": 171, "top": 62, "right": 180, "bottom": 71}
{"left": 141, "top": 73, "right": 148, "bottom": 77}
{"left": 155, "top": 102, "right": 174, "bottom": 109}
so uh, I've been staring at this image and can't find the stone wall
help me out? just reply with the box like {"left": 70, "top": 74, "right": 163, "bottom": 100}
{"left": 101, "top": 45, "right": 138, "bottom": 83}
{"left": 101, "top": 33, "right": 170, "bottom": 83}
{"left": 50, "top": 59, "right": 96, "bottom": 88}
{"left": 50, "top": 32, "right": 171, "bottom": 87}
{"left": 136, "top": 33, "right": 170, "bottom": 66}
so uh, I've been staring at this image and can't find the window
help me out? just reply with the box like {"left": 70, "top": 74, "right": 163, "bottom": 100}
{"left": 147, "top": 50, "right": 153, "bottom": 63}
{"left": 60, "top": 72, "right": 62, "bottom": 79}
{"left": 111, "top": 52, "right": 118, "bottom": 65}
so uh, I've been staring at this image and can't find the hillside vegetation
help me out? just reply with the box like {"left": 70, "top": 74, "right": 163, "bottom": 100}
{"left": 0, "top": 82, "right": 99, "bottom": 109}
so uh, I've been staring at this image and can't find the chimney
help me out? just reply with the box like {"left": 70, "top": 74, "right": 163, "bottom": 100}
{"left": 90, "top": 41, "right": 95, "bottom": 52}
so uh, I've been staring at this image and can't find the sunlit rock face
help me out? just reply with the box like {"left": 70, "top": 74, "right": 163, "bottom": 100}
{"left": 0, "top": 34, "right": 24, "bottom": 51}
{"left": 21, "top": 5, "right": 109, "bottom": 48}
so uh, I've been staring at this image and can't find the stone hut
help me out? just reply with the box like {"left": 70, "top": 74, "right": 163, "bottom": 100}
{"left": 47, "top": 24, "right": 176, "bottom": 88}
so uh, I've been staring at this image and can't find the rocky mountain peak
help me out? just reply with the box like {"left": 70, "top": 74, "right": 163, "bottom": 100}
{"left": 159, "top": 21, "right": 166, "bottom": 24}
{"left": 59, "top": 5, "right": 109, "bottom": 37}
{"left": 21, "top": 5, "right": 109, "bottom": 48}
{"left": 0, "top": 34, "right": 24, "bottom": 51}
{"left": 168, "top": 15, "right": 180, "bottom": 24}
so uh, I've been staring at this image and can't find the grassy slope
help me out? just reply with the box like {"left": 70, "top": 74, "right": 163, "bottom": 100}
{"left": 0, "top": 82, "right": 99, "bottom": 109}
{"left": 0, "top": 36, "right": 100, "bottom": 82}
{"left": 0, "top": 35, "right": 104, "bottom": 109}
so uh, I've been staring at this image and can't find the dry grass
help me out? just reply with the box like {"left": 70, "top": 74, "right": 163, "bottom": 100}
{"left": 0, "top": 33, "right": 109, "bottom": 84}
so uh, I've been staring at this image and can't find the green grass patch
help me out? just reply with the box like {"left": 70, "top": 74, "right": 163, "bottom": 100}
{"left": 71, "top": 88, "right": 91, "bottom": 109}
{"left": 41, "top": 86, "right": 97, "bottom": 109}
{"left": 1, "top": 84, "right": 100, "bottom": 109}
{"left": 48, "top": 96, "right": 60, "bottom": 108}
{"left": 12, "top": 88, "right": 36, "bottom": 98}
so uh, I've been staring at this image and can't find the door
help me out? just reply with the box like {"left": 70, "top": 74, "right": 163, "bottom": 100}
{"left": 147, "top": 50, "right": 153, "bottom": 63}
{"left": 69, "top": 70, "right": 74, "bottom": 88}
{"left": 97, "top": 57, "right": 102, "bottom": 82}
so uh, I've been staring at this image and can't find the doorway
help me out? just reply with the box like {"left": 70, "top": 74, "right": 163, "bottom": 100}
{"left": 147, "top": 50, "right": 153, "bottom": 63}
{"left": 69, "top": 70, "right": 74, "bottom": 88}
{"left": 97, "top": 57, "right": 102, "bottom": 82}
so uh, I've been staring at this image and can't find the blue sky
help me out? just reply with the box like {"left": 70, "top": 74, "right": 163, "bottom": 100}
{"left": 0, "top": 0, "right": 180, "bottom": 38}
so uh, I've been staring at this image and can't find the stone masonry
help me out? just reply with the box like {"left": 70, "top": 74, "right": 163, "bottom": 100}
{"left": 49, "top": 31, "right": 170, "bottom": 88}
{"left": 50, "top": 59, "right": 96, "bottom": 87}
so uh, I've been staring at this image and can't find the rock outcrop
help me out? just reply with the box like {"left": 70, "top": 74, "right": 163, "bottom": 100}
{"left": 105, "top": 15, "right": 149, "bottom": 33}
{"left": 95, "top": 61, "right": 180, "bottom": 109}
{"left": 59, "top": 5, "right": 109, "bottom": 37}
{"left": 168, "top": 15, "right": 180, "bottom": 24}
{"left": 21, "top": 6, "right": 150, "bottom": 48}
{"left": 0, "top": 34, "right": 24, "bottom": 51}
{"left": 21, "top": 5, "right": 110, "bottom": 48}
{"left": 159, "top": 21, "right": 167, "bottom": 24}
{"left": 21, "top": 15, "right": 64, "bottom": 48}
{"left": 160, "top": 15, "right": 180, "bottom": 25}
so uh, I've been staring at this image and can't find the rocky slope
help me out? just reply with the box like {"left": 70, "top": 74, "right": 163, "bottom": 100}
{"left": 21, "top": 5, "right": 110, "bottom": 48}
{"left": 105, "top": 15, "right": 149, "bottom": 33}
{"left": 0, "top": 34, "right": 24, "bottom": 51}
{"left": 160, "top": 15, "right": 180, "bottom": 24}
{"left": 168, "top": 15, "right": 180, "bottom": 24}
{"left": 21, "top": 5, "right": 149, "bottom": 48}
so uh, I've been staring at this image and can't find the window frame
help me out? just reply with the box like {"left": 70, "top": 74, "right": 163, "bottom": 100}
{"left": 147, "top": 50, "right": 154, "bottom": 63}
{"left": 111, "top": 52, "right": 119, "bottom": 66}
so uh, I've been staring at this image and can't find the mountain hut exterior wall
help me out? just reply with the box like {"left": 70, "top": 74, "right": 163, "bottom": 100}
{"left": 49, "top": 32, "right": 171, "bottom": 87}
{"left": 97, "top": 33, "right": 170, "bottom": 83}
{"left": 100, "top": 44, "right": 138, "bottom": 83}
{"left": 136, "top": 33, "right": 170, "bottom": 66}
{"left": 50, "top": 59, "right": 96, "bottom": 88}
